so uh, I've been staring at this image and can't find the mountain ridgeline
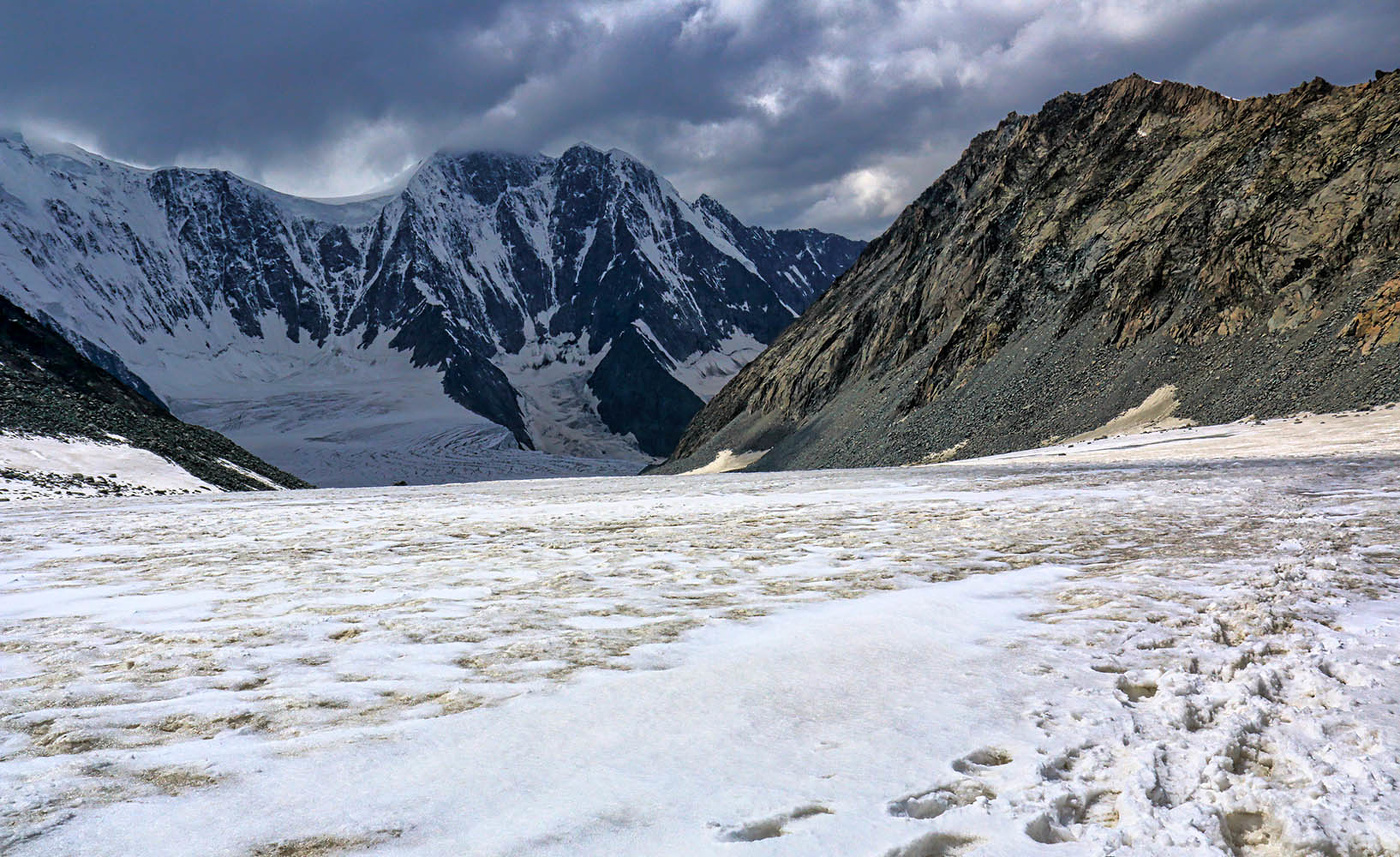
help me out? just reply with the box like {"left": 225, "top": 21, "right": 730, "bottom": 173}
{"left": 0, "top": 138, "right": 862, "bottom": 485}
{"left": 660, "top": 72, "right": 1400, "bottom": 473}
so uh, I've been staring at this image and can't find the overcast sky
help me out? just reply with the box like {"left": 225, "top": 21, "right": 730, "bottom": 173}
{"left": 2, "top": 1, "right": 1397, "bottom": 238}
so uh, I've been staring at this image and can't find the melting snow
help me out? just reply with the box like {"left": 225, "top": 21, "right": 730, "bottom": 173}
{"left": 2, "top": 410, "right": 1399, "bottom": 855}
{"left": 681, "top": 448, "right": 769, "bottom": 474}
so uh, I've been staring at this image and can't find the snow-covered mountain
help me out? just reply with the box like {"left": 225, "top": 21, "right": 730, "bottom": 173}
{"left": 0, "top": 133, "right": 863, "bottom": 485}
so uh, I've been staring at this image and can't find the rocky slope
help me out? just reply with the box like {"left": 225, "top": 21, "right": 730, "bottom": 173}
{"left": 0, "top": 291, "right": 308, "bottom": 495}
{"left": 660, "top": 71, "right": 1400, "bottom": 473}
{"left": 0, "top": 137, "right": 861, "bottom": 485}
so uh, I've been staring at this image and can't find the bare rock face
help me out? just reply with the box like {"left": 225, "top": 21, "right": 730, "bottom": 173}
{"left": 661, "top": 71, "right": 1400, "bottom": 473}
{"left": 1342, "top": 276, "right": 1400, "bottom": 355}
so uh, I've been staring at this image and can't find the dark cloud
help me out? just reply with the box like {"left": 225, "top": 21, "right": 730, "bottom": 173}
{"left": 2, "top": 1, "right": 1397, "bottom": 237}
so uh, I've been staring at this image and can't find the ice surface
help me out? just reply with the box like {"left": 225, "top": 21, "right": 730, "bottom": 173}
{"left": 2, "top": 410, "right": 1399, "bottom": 855}
{"left": 490, "top": 331, "right": 656, "bottom": 465}
{"left": 671, "top": 329, "right": 768, "bottom": 400}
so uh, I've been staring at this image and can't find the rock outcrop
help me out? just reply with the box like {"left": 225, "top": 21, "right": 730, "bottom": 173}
{"left": 661, "top": 71, "right": 1400, "bottom": 473}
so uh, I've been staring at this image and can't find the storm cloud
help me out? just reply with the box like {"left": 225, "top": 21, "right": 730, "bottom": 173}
{"left": 2, "top": 1, "right": 1397, "bottom": 237}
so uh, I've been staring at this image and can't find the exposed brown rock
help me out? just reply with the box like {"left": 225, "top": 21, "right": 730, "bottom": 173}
{"left": 1342, "top": 277, "right": 1400, "bottom": 354}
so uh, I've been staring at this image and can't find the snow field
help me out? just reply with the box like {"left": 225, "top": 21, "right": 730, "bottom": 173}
{"left": 0, "top": 433, "right": 218, "bottom": 501}
{"left": 2, "top": 416, "right": 1399, "bottom": 854}
{"left": 959, "top": 404, "right": 1400, "bottom": 467}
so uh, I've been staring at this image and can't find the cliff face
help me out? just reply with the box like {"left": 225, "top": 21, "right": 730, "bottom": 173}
{"left": 662, "top": 71, "right": 1400, "bottom": 473}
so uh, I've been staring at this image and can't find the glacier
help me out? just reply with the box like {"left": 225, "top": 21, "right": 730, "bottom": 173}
{"left": 2, "top": 407, "right": 1398, "bottom": 854}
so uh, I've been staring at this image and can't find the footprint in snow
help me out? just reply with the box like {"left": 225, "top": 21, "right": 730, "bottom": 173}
{"left": 887, "top": 778, "right": 996, "bottom": 820}
{"left": 950, "top": 746, "right": 1013, "bottom": 774}
{"left": 881, "top": 832, "right": 981, "bottom": 857}
{"left": 715, "top": 803, "right": 832, "bottom": 842}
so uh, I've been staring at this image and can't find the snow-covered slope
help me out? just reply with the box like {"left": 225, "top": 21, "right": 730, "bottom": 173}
{"left": 3, "top": 408, "right": 1398, "bottom": 855}
{"left": 0, "top": 433, "right": 221, "bottom": 501}
{"left": 0, "top": 133, "right": 863, "bottom": 486}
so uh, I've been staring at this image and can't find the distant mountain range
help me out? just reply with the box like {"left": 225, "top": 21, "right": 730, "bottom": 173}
{"left": 0, "top": 135, "right": 862, "bottom": 486}
{"left": 0, "top": 290, "right": 307, "bottom": 497}
{"left": 661, "top": 71, "right": 1400, "bottom": 473}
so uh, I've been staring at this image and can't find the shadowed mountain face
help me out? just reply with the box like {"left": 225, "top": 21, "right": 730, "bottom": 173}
{"left": 0, "top": 291, "right": 308, "bottom": 491}
{"left": 0, "top": 138, "right": 862, "bottom": 485}
{"left": 587, "top": 326, "right": 705, "bottom": 457}
{"left": 660, "top": 72, "right": 1400, "bottom": 474}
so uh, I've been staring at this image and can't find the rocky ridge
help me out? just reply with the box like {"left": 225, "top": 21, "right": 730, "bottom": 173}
{"left": 661, "top": 71, "right": 1400, "bottom": 473}
{"left": 0, "top": 290, "right": 308, "bottom": 494}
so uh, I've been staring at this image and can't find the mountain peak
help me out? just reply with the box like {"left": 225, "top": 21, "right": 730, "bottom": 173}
{"left": 694, "top": 193, "right": 741, "bottom": 229}
{"left": 556, "top": 143, "right": 651, "bottom": 175}
{"left": 428, "top": 147, "right": 546, "bottom": 166}
{"left": 559, "top": 141, "right": 604, "bottom": 159}
{"left": 604, "top": 146, "right": 645, "bottom": 166}
{"left": 412, "top": 148, "right": 551, "bottom": 205}
{"left": 0, "top": 130, "right": 106, "bottom": 167}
